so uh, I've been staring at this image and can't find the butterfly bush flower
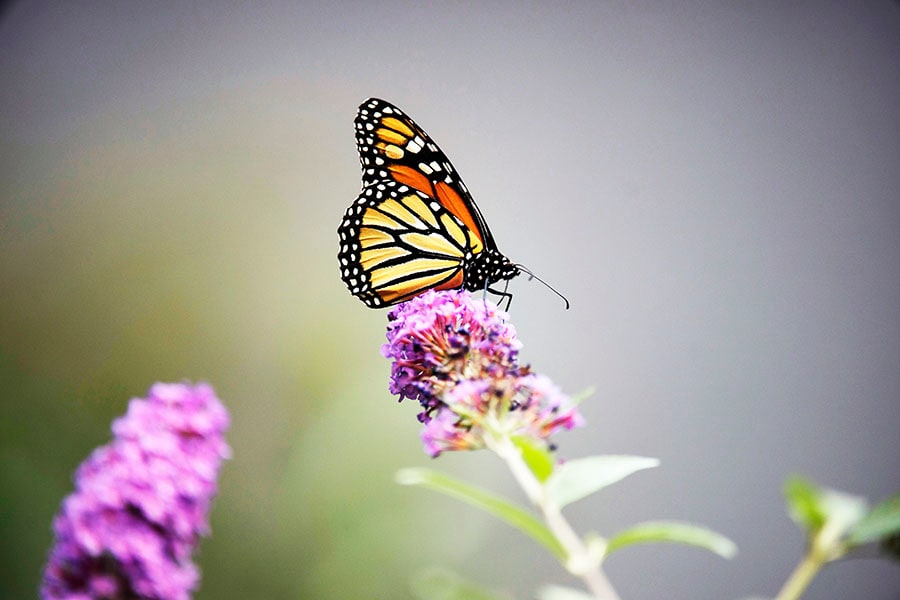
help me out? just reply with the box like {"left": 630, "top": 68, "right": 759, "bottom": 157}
{"left": 382, "top": 289, "right": 528, "bottom": 418}
{"left": 382, "top": 289, "right": 582, "bottom": 457}
{"left": 41, "top": 382, "right": 231, "bottom": 600}
{"left": 421, "top": 374, "right": 584, "bottom": 457}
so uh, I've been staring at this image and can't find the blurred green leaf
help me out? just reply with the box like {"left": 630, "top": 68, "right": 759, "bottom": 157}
{"left": 570, "top": 386, "right": 595, "bottom": 405}
{"left": 818, "top": 489, "right": 868, "bottom": 547}
{"left": 396, "top": 468, "right": 565, "bottom": 560}
{"left": 784, "top": 476, "right": 868, "bottom": 558}
{"left": 605, "top": 520, "right": 737, "bottom": 559}
{"left": 536, "top": 584, "right": 596, "bottom": 600}
{"left": 511, "top": 435, "right": 555, "bottom": 482}
{"left": 410, "top": 567, "right": 510, "bottom": 600}
{"left": 546, "top": 455, "right": 659, "bottom": 508}
{"left": 784, "top": 476, "right": 827, "bottom": 533}
{"left": 848, "top": 493, "right": 900, "bottom": 546}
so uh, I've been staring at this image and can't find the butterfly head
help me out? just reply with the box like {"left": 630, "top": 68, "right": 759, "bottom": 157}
{"left": 463, "top": 248, "right": 520, "bottom": 292}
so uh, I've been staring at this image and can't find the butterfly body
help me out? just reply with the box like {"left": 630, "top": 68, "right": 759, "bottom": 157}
{"left": 338, "top": 98, "right": 519, "bottom": 308}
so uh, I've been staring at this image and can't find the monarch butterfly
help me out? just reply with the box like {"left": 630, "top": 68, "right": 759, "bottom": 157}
{"left": 338, "top": 98, "right": 566, "bottom": 309}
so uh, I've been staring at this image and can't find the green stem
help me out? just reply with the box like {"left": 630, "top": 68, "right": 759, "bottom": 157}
{"left": 774, "top": 550, "right": 825, "bottom": 600}
{"left": 487, "top": 433, "right": 621, "bottom": 600}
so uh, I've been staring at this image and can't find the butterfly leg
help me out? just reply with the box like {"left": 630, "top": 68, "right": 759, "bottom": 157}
{"left": 487, "top": 286, "right": 513, "bottom": 311}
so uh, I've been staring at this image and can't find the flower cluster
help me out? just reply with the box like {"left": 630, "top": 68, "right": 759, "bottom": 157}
{"left": 382, "top": 289, "right": 582, "bottom": 457}
{"left": 382, "top": 289, "right": 527, "bottom": 416}
{"left": 41, "top": 382, "right": 231, "bottom": 600}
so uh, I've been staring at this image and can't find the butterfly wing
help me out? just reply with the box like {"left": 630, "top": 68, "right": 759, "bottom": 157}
{"left": 354, "top": 98, "right": 498, "bottom": 250}
{"left": 338, "top": 180, "right": 480, "bottom": 307}
{"left": 338, "top": 98, "right": 517, "bottom": 307}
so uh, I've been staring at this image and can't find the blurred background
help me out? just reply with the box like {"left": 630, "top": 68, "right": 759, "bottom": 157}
{"left": 2, "top": 2, "right": 899, "bottom": 599}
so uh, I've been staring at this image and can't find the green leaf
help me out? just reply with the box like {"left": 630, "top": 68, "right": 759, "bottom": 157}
{"left": 410, "top": 567, "right": 510, "bottom": 600}
{"left": 783, "top": 476, "right": 827, "bottom": 533}
{"left": 848, "top": 493, "right": 900, "bottom": 546}
{"left": 396, "top": 468, "right": 565, "bottom": 560}
{"left": 511, "top": 435, "right": 555, "bottom": 482}
{"left": 817, "top": 488, "right": 868, "bottom": 547}
{"left": 536, "top": 584, "right": 596, "bottom": 600}
{"left": 570, "top": 386, "right": 595, "bottom": 404}
{"left": 605, "top": 520, "right": 738, "bottom": 559}
{"left": 784, "top": 476, "right": 868, "bottom": 554}
{"left": 545, "top": 455, "right": 659, "bottom": 508}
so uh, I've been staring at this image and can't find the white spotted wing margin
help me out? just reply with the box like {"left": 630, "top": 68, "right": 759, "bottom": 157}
{"left": 337, "top": 180, "right": 476, "bottom": 308}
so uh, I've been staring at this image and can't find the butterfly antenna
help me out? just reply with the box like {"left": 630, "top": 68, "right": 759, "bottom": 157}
{"left": 515, "top": 264, "right": 570, "bottom": 309}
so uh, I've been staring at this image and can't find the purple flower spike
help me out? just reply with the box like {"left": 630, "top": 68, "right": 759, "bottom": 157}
{"left": 507, "top": 374, "right": 584, "bottom": 440}
{"left": 382, "top": 289, "right": 527, "bottom": 418}
{"left": 383, "top": 289, "right": 583, "bottom": 457}
{"left": 421, "top": 375, "right": 584, "bottom": 458}
{"left": 42, "top": 382, "right": 231, "bottom": 600}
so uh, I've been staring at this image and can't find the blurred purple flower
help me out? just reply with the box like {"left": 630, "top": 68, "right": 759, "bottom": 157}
{"left": 41, "top": 382, "right": 231, "bottom": 600}
{"left": 382, "top": 289, "right": 583, "bottom": 457}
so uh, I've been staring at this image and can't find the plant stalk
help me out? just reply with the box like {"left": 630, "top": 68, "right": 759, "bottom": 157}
{"left": 774, "top": 549, "right": 825, "bottom": 600}
{"left": 488, "top": 434, "right": 622, "bottom": 600}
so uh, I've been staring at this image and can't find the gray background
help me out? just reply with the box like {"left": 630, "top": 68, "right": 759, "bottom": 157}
{"left": 2, "top": 2, "right": 899, "bottom": 599}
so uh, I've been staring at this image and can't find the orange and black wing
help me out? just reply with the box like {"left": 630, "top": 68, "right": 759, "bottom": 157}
{"left": 338, "top": 98, "right": 517, "bottom": 308}
{"left": 355, "top": 98, "right": 498, "bottom": 251}
{"left": 338, "top": 180, "right": 485, "bottom": 307}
